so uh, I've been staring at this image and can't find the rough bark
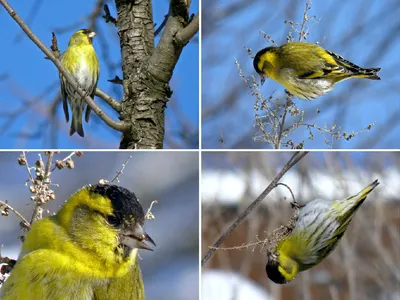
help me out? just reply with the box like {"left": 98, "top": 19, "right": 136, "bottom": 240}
{"left": 116, "top": 0, "right": 193, "bottom": 149}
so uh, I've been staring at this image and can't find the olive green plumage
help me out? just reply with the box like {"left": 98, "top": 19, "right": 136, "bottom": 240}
{"left": 60, "top": 29, "right": 100, "bottom": 137}
{"left": 266, "top": 180, "right": 379, "bottom": 284}
{"left": 1, "top": 184, "right": 155, "bottom": 299}
{"left": 253, "top": 42, "right": 381, "bottom": 100}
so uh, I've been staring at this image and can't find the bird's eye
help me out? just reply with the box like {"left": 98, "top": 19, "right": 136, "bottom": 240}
{"left": 106, "top": 215, "right": 120, "bottom": 227}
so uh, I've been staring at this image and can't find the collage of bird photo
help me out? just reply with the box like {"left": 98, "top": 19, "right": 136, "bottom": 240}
{"left": 0, "top": 0, "right": 399, "bottom": 300}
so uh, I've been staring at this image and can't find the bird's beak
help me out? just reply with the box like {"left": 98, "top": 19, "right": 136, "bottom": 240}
{"left": 121, "top": 223, "right": 156, "bottom": 251}
{"left": 260, "top": 74, "right": 267, "bottom": 85}
{"left": 88, "top": 31, "right": 97, "bottom": 39}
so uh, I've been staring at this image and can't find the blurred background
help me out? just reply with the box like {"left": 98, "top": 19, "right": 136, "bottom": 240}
{"left": 202, "top": 151, "right": 400, "bottom": 300}
{"left": 0, "top": 0, "right": 199, "bottom": 149}
{"left": 0, "top": 151, "right": 199, "bottom": 300}
{"left": 202, "top": 0, "right": 400, "bottom": 149}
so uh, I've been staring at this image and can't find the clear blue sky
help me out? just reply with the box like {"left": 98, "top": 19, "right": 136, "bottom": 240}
{"left": 202, "top": 0, "right": 400, "bottom": 149}
{"left": 0, "top": 0, "right": 199, "bottom": 149}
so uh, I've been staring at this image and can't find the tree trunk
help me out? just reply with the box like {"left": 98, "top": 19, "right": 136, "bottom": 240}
{"left": 116, "top": 0, "right": 192, "bottom": 149}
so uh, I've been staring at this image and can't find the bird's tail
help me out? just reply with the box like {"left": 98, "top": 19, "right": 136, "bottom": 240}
{"left": 70, "top": 105, "right": 84, "bottom": 137}
{"left": 356, "top": 179, "right": 380, "bottom": 200}
{"left": 353, "top": 68, "right": 381, "bottom": 80}
{"left": 331, "top": 180, "right": 379, "bottom": 243}
{"left": 340, "top": 180, "right": 380, "bottom": 220}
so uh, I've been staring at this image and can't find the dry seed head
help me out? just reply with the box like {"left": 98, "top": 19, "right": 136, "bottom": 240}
{"left": 66, "top": 159, "right": 74, "bottom": 169}
{"left": 17, "top": 155, "right": 27, "bottom": 166}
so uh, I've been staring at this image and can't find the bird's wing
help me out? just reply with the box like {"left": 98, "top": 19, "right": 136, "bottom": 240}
{"left": 325, "top": 50, "right": 364, "bottom": 72}
{"left": 59, "top": 53, "right": 70, "bottom": 123}
{"left": 298, "top": 49, "right": 363, "bottom": 80}
{"left": 60, "top": 75, "right": 70, "bottom": 123}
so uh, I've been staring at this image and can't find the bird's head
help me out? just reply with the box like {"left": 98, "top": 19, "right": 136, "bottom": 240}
{"left": 266, "top": 251, "right": 297, "bottom": 284}
{"left": 253, "top": 46, "right": 278, "bottom": 85}
{"left": 68, "top": 29, "right": 97, "bottom": 46}
{"left": 57, "top": 184, "right": 155, "bottom": 263}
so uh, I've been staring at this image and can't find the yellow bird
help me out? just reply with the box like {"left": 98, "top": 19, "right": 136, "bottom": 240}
{"left": 253, "top": 42, "right": 381, "bottom": 100}
{"left": 0, "top": 184, "right": 155, "bottom": 299}
{"left": 266, "top": 180, "right": 379, "bottom": 284}
{"left": 60, "top": 29, "right": 100, "bottom": 137}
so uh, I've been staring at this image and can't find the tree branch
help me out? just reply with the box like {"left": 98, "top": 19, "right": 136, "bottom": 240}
{"left": 201, "top": 151, "right": 309, "bottom": 266}
{"left": 0, "top": 200, "right": 30, "bottom": 228}
{"left": 95, "top": 87, "right": 121, "bottom": 112}
{"left": 103, "top": 4, "right": 117, "bottom": 26}
{"left": 174, "top": 13, "right": 199, "bottom": 46}
{"left": 0, "top": 0, "right": 130, "bottom": 133}
{"left": 155, "top": 14, "right": 168, "bottom": 37}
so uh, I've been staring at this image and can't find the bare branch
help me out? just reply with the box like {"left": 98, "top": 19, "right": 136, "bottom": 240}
{"left": 29, "top": 152, "right": 54, "bottom": 224}
{"left": 276, "top": 182, "right": 297, "bottom": 204}
{"left": 0, "top": 200, "right": 30, "bottom": 228}
{"left": 145, "top": 200, "right": 158, "bottom": 220}
{"left": 111, "top": 156, "right": 132, "bottom": 183}
{"left": 174, "top": 13, "right": 199, "bottom": 46}
{"left": 155, "top": 14, "right": 168, "bottom": 37}
{"left": 95, "top": 88, "right": 121, "bottom": 112}
{"left": 107, "top": 75, "right": 123, "bottom": 85}
{"left": 201, "top": 151, "right": 309, "bottom": 266}
{"left": 102, "top": 4, "right": 116, "bottom": 25}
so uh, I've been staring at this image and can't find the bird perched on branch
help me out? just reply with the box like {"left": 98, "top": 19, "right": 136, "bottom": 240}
{"left": 59, "top": 29, "right": 100, "bottom": 137}
{"left": 266, "top": 180, "right": 379, "bottom": 284}
{"left": 253, "top": 42, "right": 381, "bottom": 100}
{"left": 0, "top": 184, "right": 155, "bottom": 299}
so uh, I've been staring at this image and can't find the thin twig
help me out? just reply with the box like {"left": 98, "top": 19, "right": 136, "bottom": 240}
{"left": 201, "top": 151, "right": 309, "bottom": 266}
{"left": 21, "top": 151, "right": 34, "bottom": 183}
{"left": 276, "top": 94, "right": 293, "bottom": 149}
{"left": 298, "top": 0, "right": 312, "bottom": 41}
{"left": 155, "top": 14, "right": 168, "bottom": 37}
{"left": 276, "top": 108, "right": 288, "bottom": 149}
{"left": 0, "top": 200, "right": 30, "bottom": 228}
{"left": 44, "top": 152, "right": 53, "bottom": 177}
{"left": 102, "top": 4, "right": 117, "bottom": 25}
{"left": 145, "top": 200, "right": 158, "bottom": 220}
{"left": 276, "top": 182, "right": 296, "bottom": 204}
{"left": 50, "top": 32, "right": 60, "bottom": 57}
{"left": 30, "top": 153, "right": 54, "bottom": 224}
{"left": 111, "top": 156, "right": 132, "bottom": 183}
{"left": 50, "top": 151, "right": 79, "bottom": 172}
{"left": 107, "top": 76, "right": 123, "bottom": 85}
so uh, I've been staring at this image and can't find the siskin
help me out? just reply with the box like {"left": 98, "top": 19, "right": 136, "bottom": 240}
{"left": 60, "top": 29, "right": 100, "bottom": 137}
{"left": 253, "top": 42, "right": 381, "bottom": 100}
{"left": 266, "top": 180, "right": 379, "bottom": 284}
{"left": 0, "top": 184, "right": 155, "bottom": 299}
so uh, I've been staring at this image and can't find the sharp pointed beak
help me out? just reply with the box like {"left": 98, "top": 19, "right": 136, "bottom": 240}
{"left": 88, "top": 31, "right": 97, "bottom": 39}
{"left": 121, "top": 223, "right": 156, "bottom": 251}
{"left": 260, "top": 74, "right": 267, "bottom": 85}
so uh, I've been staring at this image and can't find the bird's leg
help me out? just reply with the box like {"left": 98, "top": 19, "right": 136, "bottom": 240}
{"left": 286, "top": 201, "right": 303, "bottom": 231}
{"left": 284, "top": 89, "right": 293, "bottom": 97}
{"left": 284, "top": 90, "right": 294, "bottom": 106}
{"left": 82, "top": 88, "right": 91, "bottom": 99}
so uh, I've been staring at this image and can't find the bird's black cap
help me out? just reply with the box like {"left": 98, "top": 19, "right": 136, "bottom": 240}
{"left": 266, "top": 257, "right": 288, "bottom": 284}
{"left": 89, "top": 184, "right": 145, "bottom": 225}
{"left": 253, "top": 46, "right": 276, "bottom": 73}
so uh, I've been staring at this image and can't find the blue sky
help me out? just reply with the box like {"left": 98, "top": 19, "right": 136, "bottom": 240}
{"left": 202, "top": 0, "right": 400, "bottom": 149}
{"left": 0, "top": 0, "right": 199, "bottom": 149}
